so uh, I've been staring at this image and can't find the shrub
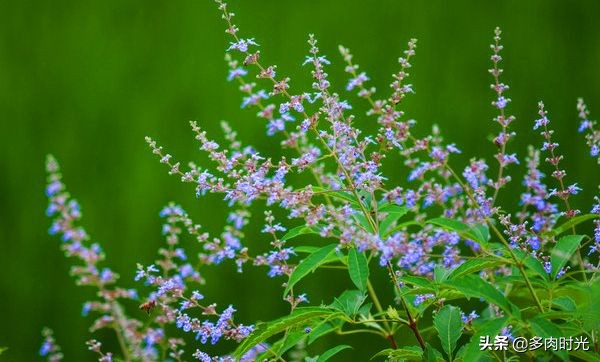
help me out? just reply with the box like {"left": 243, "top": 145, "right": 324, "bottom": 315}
{"left": 42, "top": 1, "right": 599, "bottom": 361}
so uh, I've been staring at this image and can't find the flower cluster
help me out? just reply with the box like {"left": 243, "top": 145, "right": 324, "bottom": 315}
{"left": 40, "top": 1, "right": 599, "bottom": 361}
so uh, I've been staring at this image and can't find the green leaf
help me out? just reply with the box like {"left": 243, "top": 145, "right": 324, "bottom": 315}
{"left": 384, "top": 220, "right": 422, "bottom": 237}
{"left": 281, "top": 225, "right": 319, "bottom": 241}
{"left": 551, "top": 214, "right": 598, "bottom": 236}
{"left": 348, "top": 247, "right": 369, "bottom": 292}
{"left": 470, "top": 223, "right": 491, "bottom": 243}
{"left": 551, "top": 234, "right": 585, "bottom": 279}
{"left": 426, "top": 218, "right": 488, "bottom": 246}
{"left": 307, "top": 321, "right": 342, "bottom": 345}
{"left": 462, "top": 317, "right": 508, "bottom": 362}
{"left": 444, "top": 275, "right": 518, "bottom": 317}
{"left": 400, "top": 275, "right": 436, "bottom": 290}
{"left": 570, "top": 350, "right": 600, "bottom": 362}
{"left": 371, "top": 346, "right": 423, "bottom": 361}
{"left": 233, "top": 307, "right": 341, "bottom": 359}
{"left": 378, "top": 205, "right": 409, "bottom": 235}
{"left": 312, "top": 186, "right": 358, "bottom": 206}
{"left": 447, "top": 259, "right": 504, "bottom": 280}
{"left": 434, "top": 265, "right": 452, "bottom": 283}
{"left": 512, "top": 248, "right": 548, "bottom": 280}
{"left": 353, "top": 213, "right": 375, "bottom": 232}
{"left": 295, "top": 246, "right": 319, "bottom": 254}
{"left": 434, "top": 305, "right": 462, "bottom": 359}
{"left": 316, "top": 344, "right": 352, "bottom": 362}
{"left": 0, "top": 347, "right": 6, "bottom": 356}
{"left": 552, "top": 296, "right": 576, "bottom": 312}
{"left": 284, "top": 244, "right": 338, "bottom": 297}
{"left": 530, "top": 317, "right": 568, "bottom": 361}
{"left": 331, "top": 290, "right": 367, "bottom": 317}
{"left": 424, "top": 343, "right": 445, "bottom": 362}
{"left": 270, "top": 328, "right": 307, "bottom": 358}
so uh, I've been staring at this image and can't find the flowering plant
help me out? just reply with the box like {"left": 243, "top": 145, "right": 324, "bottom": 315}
{"left": 41, "top": 1, "right": 599, "bottom": 361}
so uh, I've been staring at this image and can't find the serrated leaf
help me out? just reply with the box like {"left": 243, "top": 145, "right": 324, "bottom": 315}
{"left": 447, "top": 259, "right": 504, "bottom": 280}
{"left": 371, "top": 346, "right": 423, "bottom": 361}
{"left": 284, "top": 244, "right": 338, "bottom": 297}
{"left": 462, "top": 317, "right": 508, "bottom": 362}
{"left": 348, "top": 247, "right": 369, "bottom": 292}
{"left": 316, "top": 344, "right": 352, "bottom": 362}
{"left": 281, "top": 225, "right": 319, "bottom": 241}
{"left": 552, "top": 296, "right": 576, "bottom": 312}
{"left": 233, "top": 307, "right": 341, "bottom": 359}
{"left": 434, "top": 305, "right": 462, "bottom": 359}
{"left": 530, "top": 317, "right": 568, "bottom": 361}
{"left": 424, "top": 343, "right": 445, "bottom": 362}
{"left": 444, "top": 275, "right": 518, "bottom": 317}
{"left": 551, "top": 214, "right": 598, "bottom": 236}
{"left": 387, "top": 306, "right": 400, "bottom": 320}
{"left": 434, "top": 265, "right": 452, "bottom": 283}
{"left": 331, "top": 289, "right": 367, "bottom": 317}
{"left": 551, "top": 234, "right": 585, "bottom": 279}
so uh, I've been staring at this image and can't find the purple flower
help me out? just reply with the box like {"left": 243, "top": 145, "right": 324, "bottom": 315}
{"left": 413, "top": 293, "right": 435, "bottom": 306}
{"left": 227, "top": 38, "right": 258, "bottom": 52}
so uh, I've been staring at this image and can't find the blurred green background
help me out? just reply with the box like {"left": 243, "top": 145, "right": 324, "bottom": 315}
{"left": 1, "top": 0, "right": 599, "bottom": 360}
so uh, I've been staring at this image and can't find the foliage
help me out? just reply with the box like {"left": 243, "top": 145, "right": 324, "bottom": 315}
{"left": 39, "top": 0, "right": 599, "bottom": 361}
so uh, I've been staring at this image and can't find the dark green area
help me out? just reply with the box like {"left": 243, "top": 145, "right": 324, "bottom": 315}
{"left": 1, "top": 0, "right": 599, "bottom": 360}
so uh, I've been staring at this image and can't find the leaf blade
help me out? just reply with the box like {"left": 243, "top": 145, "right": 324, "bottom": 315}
{"left": 348, "top": 247, "right": 369, "bottom": 292}
{"left": 551, "top": 235, "right": 585, "bottom": 279}
{"left": 434, "top": 305, "right": 462, "bottom": 359}
{"left": 284, "top": 244, "right": 338, "bottom": 297}
{"left": 233, "top": 307, "right": 341, "bottom": 359}
{"left": 316, "top": 344, "right": 352, "bottom": 362}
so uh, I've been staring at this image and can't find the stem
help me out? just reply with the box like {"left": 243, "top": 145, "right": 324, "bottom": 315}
{"left": 386, "top": 262, "right": 426, "bottom": 350}
{"left": 367, "top": 280, "right": 397, "bottom": 349}
{"left": 111, "top": 302, "right": 131, "bottom": 362}
{"left": 445, "top": 165, "right": 545, "bottom": 313}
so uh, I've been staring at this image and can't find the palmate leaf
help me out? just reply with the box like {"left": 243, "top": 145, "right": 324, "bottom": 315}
{"left": 284, "top": 243, "right": 338, "bottom": 297}
{"left": 348, "top": 247, "right": 369, "bottom": 292}
{"left": 551, "top": 234, "right": 585, "bottom": 279}
{"left": 232, "top": 307, "right": 343, "bottom": 359}
{"left": 433, "top": 305, "right": 462, "bottom": 359}
{"left": 331, "top": 289, "right": 367, "bottom": 317}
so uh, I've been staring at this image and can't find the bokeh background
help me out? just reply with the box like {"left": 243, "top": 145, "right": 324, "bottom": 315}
{"left": 1, "top": 0, "right": 599, "bottom": 360}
